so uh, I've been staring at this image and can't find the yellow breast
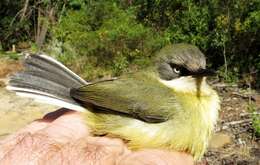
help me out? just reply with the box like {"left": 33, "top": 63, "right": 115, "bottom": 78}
{"left": 82, "top": 77, "right": 220, "bottom": 160}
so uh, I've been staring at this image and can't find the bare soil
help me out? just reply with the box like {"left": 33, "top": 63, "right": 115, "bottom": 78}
{"left": 0, "top": 58, "right": 23, "bottom": 78}
{"left": 203, "top": 84, "right": 260, "bottom": 165}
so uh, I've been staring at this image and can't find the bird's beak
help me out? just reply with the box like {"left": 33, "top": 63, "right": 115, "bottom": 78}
{"left": 192, "top": 69, "right": 216, "bottom": 77}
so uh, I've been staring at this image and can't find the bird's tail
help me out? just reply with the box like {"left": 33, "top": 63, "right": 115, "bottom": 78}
{"left": 7, "top": 53, "right": 88, "bottom": 111}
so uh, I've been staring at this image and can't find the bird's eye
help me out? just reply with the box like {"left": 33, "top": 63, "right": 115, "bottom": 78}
{"left": 173, "top": 67, "right": 181, "bottom": 74}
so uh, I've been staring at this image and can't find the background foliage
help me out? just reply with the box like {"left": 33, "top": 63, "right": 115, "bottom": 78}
{"left": 0, "top": 0, "right": 259, "bottom": 86}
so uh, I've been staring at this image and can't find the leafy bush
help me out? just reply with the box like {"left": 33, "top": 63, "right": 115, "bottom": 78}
{"left": 131, "top": 0, "right": 260, "bottom": 86}
{"left": 1, "top": 0, "right": 259, "bottom": 86}
{"left": 0, "top": 1, "right": 32, "bottom": 50}
{"left": 50, "top": 1, "right": 166, "bottom": 79}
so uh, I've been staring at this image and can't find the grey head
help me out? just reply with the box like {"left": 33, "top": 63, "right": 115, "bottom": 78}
{"left": 156, "top": 43, "right": 213, "bottom": 80}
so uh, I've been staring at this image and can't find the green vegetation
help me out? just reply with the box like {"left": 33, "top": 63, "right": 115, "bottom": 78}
{"left": 0, "top": 51, "right": 20, "bottom": 60}
{"left": 252, "top": 114, "right": 260, "bottom": 137}
{"left": 0, "top": 0, "right": 259, "bottom": 86}
{"left": 248, "top": 103, "right": 260, "bottom": 137}
{"left": 50, "top": 1, "right": 166, "bottom": 78}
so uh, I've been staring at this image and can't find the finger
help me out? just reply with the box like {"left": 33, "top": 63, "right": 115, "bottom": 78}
{"left": 0, "top": 133, "right": 130, "bottom": 165}
{"left": 117, "top": 150, "right": 194, "bottom": 165}
{"left": 0, "top": 110, "right": 89, "bottom": 164}
{"left": 0, "top": 120, "right": 49, "bottom": 159}
{"left": 0, "top": 108, "right": 70, "bottom": 150}
{"left": 37, "top": 110, "right": 90, "bottom": 144}
{"left": 0, "top": 133, "right": 60, "bottom": 165}
{"left": 0, "top": 108, "right": 88, "bottom": 160}
{"left": 39, "top": 137, "right": 130, "bottom": 165}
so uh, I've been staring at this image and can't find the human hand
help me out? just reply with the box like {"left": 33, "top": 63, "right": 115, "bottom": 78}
{"left": 0, "top": 108, "right": 194, "bottom": 165}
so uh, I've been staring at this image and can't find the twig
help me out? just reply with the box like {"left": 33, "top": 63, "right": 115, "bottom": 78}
{"left": 231, "top": 92, "right": 256, "bottom": 101}
{"left": 212, "top": 83, "right": 238, "bottom": 88}
{"left": 9, "top": 10, "right": 23, "bottom": 26}
{"left": 223, "top": 119, "right": 252, "bottom": 126}
{"left": 217, "top": 119, "right": 253, "bottom": 131}
{"left": 20, "top": 0, "right": 29, "bottom": 21}
{"left": 240, "top": 112, "right": 260, "bottom": 117}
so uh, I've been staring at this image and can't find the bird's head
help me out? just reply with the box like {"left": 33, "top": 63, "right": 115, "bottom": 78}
{"left": 155, "top": 43, "right": 215, "bottom": 96}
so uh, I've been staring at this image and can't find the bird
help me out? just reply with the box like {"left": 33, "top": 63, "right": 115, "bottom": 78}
{"left": 7, "top": 43, "right": 220, "bottom": 160}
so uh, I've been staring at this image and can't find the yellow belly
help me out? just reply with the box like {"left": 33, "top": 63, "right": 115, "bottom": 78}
{"left": 82, "top": 91, "right": 219, "bottom": 160}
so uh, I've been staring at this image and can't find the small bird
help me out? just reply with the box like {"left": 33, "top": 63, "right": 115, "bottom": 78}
{"left": 7, "top": 43, "right": 220, "bottom": 160}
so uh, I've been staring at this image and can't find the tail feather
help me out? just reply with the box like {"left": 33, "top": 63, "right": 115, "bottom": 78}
{"left": 7, "top": 53, "right": 88, "bottom": 112}
{"left": 24, "top": 54, "right": 87, "bottom": 86}
{"left": 10, "top": 72, "right": 71, "bottom": 98}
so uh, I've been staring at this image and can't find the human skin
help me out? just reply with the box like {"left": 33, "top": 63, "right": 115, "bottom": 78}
{"left": 0, "top": 108, "right": 194, "bottom": 165}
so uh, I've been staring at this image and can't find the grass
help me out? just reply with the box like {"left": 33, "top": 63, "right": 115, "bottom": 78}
{"left": 247, "top": 103, "right": 260, "bottom": 138}
{"left": 0, "top": 51, "right": 21, "bottom": 60}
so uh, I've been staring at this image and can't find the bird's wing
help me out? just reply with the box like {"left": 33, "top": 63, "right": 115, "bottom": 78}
{"left": 70, "top": 73, "right": 177, "bottom": 123}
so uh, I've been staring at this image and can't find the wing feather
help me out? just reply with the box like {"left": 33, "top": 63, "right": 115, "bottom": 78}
{"left": 71, "top": 73, "right": 177, "bottom": 123}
